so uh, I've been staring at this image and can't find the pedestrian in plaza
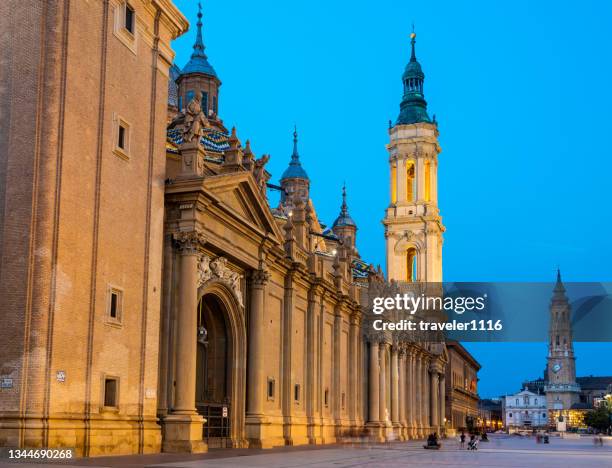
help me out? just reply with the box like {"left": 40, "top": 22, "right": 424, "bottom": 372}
{"left": 460, "top": 431, "right": 466, "bottom": 449}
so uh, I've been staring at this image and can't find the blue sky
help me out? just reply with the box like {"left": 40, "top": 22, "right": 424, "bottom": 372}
{"left": 171, "top": 0, "right": 612, "bottom": 397}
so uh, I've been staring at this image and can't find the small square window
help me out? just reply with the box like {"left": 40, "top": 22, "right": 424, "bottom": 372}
{"left": 124, "top": 3, "right": 135, "bottom": 34}
{"left": 104, "top": 377, "right": 118, "bottom": 408}
{"left": 267, "top": 378, "right": 275, "bottom": 400}
{"left": 107, "top": 286, "right": 123, "bottom": 323}
{"left": 294, "top": 384, "right": 300, "bottom": 402}
{"left": 113, "top": 115, "right": 130, "bottom": 160}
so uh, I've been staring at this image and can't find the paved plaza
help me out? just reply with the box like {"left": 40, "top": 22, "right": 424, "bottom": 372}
{"left": 1, "top": 435, "right": 611, "bottom": 468}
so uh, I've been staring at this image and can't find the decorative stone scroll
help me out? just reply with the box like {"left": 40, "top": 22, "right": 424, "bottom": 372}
{"left": 198, "top": 255, "right": 243, "bottom": 306}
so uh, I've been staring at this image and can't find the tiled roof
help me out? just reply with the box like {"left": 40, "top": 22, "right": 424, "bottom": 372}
{"left": 168, "top": 64, "right": 181, "bottom": 107}
{"left": 166, "top": 127, "right": 230, "bottom": 155}
{"left": 576, "top": 376, "right": 612, "bottom": 390}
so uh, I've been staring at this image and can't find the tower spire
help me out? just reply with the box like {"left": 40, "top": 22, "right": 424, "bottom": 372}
{"left": 292, "top": 125, "right": 299, "bottom": 162}
{"left": 332, "top": 183, "right": 356, "bottom": 229}
{"left": 180, "top": 2, "right": 217, "bottom": 77}
{"left": 396, "top": 28, "right": 431, "bottom": 126}
{"left": 554, "top": 267, "right": 566, "bottom": 294}
{"left": 192, "top": 3, "right": 206, "bottom": 59}
{"left": 410, "top": 26, "right": 417, "bottom": 62}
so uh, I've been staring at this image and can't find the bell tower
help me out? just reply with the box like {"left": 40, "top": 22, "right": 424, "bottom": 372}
{"left": 545, "top": 270, "right": 580, "bottom": 416}
{"left": 383, "top": 31, "right": 444, "bottom": 282}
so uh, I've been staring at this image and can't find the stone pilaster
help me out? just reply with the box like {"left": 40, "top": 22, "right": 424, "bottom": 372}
{"left": 245, "top": 267, "right": 270, "bottom": 447}
{"left": 163, "top": 231, "right": 207, "bottom": 453}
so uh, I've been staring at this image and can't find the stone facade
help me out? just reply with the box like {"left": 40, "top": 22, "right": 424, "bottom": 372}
{"left": 502, "top": 389, "right": 548, "bottom": 429}
{"left": 0, "top": 0, "right": 188, "bottom": 456}
{"left": 444, "top": 340, "right": 480, "bottom": 431}
{"left": 0, "top": 2, "right": 451, "bottom": 456}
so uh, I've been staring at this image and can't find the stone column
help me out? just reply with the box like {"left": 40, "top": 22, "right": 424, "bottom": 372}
{"left": 246, "top": 267, "right": 269, "bottom": 446}
{"left": 398, "top": 350, "right": 406, "bottom": 439}
{"left": 367, "top": 340, "right": 381, "bottom": 434}
{"left": 379, "top": 344, "right": 387, "bottom": 424}
{"left": 391, "top": 345, "right": 399, "bottom": 426}
{"left": 163, "top": 232, "right": 206, "bottom": 453}
{"left": 407, "top": 350, "right": 415, "bottom": 438}
{"left": 414, "top": 353, "right": 422, "bottom": 437}
{"left": 349, "top": 315, "right": 359, "bottom": 427}
{"left": 439, "top": 374, "right": 446, "bottom": 434}
{"left": 430, "top": 370, "right": 439, "bottom": 434}
{"left": 421, "top": 358, "right": 431, "bottom": 436}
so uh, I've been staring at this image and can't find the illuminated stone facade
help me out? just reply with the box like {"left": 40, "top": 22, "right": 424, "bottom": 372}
{"left": 0, "top": 1, "right": 451, "bottom": 456}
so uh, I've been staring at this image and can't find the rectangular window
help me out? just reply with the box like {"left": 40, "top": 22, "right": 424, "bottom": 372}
{"left": 213, "top": 96, "right": 218, "bottom": 115}
{"left": 267, "top": 378, "right": 275, "bottom": 400}
{"left": 201, "top": 91, "right": 208, "bottom": 115}
{"left": 186, "top": 90, "right": 195, "bottom": 104}
{"left": 110, "top": 292, "right": 118, "bottom": 318}
{"left": 104, "top": 378, "right": 118, "bottom": 407}
{"left": 294, "top": 384, "right": 300, "bottom": 402}
{"left": 107, "top": 286, "right": 123, "bottom": 323}
{"left": 113, "top": 115, "right": 130, "bottom": 160}
{"left": 118, "top": 125, "right": 126, "bottom": 150}
{"left": 341, "top": 392, "right": 346, "bottom": 410}
{"left": 324, "top": 388, "right": 329, "bottom": 407}
{"left": 124, "top": 3, "right": 135, "bottom": 34}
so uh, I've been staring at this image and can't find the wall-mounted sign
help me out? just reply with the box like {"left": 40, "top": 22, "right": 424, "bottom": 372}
{"left": 145, "top": 388, "right": 156, "bottom": 399}
{"left": 56, "top": 371, "right": 66, "bottom": 383}
{"left": 1, "top": 378, "right": 13, "bottom": 388}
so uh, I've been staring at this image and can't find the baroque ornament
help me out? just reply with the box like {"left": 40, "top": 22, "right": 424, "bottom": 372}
{"left": 198, "top": 255, "right": 243, "bottom": 306}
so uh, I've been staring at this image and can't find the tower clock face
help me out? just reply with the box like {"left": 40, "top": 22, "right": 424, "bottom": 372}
{"left": 552, "top": 363, "right": 562, "bottom": 373}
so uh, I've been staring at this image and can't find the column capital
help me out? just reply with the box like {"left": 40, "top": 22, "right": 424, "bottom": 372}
{"left": 173, "top": 230, "right": 206, "bottom": 255}
{"left": 250, "top": 268, "right": 270, "bottom": 286}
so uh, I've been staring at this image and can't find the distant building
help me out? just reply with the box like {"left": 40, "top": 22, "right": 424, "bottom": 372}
{"left": 445, "top": 341, "right": 480, "bottom": 431}
{"left": 502, "top": 389, "right": 548, "bottom": 429}
{"left": 478, "top": 398, "right": 503, "bottom": 431}
{"left": 519, "top": 272, "right": 612, "bottom": 430}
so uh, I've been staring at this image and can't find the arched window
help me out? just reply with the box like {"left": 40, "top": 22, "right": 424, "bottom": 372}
{"left": 424, "top": 160, "right": 431, "bottom": 202}
{"left": 406, "top": 161, "right": 415, "bottom": 201}
{"left": 515, "top": 399, "right": 519, "bottom": 406}
{"left": 406, "top": 247, "right": 417, "bottom": 282}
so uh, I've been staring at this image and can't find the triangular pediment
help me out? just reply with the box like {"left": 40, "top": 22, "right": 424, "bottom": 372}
{"left": 202, "top": 171, "right": 284, "bottom": 243}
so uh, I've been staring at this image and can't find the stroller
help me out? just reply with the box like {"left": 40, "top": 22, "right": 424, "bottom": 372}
{"left": 467, "top": 437, "right": 479, "bottom": 450}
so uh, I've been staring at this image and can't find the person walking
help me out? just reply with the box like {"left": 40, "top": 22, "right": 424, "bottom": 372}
{"left": 460, "top": 431, "right": 466, "bottom": 449}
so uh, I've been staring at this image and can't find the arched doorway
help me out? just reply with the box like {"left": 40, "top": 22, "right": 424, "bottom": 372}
{"left": 196, "top": 294, "right": 230, "bottom": 447}
{"left": 195, "top": 284, "right": 246, "bottom": 448}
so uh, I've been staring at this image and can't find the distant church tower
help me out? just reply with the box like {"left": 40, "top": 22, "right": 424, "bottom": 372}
{"left": 545, "top": 270, "right": 580, "bottom": 416}
{"left": 383, "top": 32, "right": 444, "bottom": 282}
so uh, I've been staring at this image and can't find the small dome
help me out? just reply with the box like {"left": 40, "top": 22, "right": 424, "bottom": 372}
{"left": 403, "top": 59, "right": 424, "bottom": 79}
{"left": 281, "top": 129, "right": 309, "bottom": 181}
{"left": 332, "top": 185, "right": 357, "bottom": 228}
{"left": 181, "top": 56, "right": 217, "bottom": 77}
{"left": 332, "top": 212, "right": 356, "bottom": 228}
